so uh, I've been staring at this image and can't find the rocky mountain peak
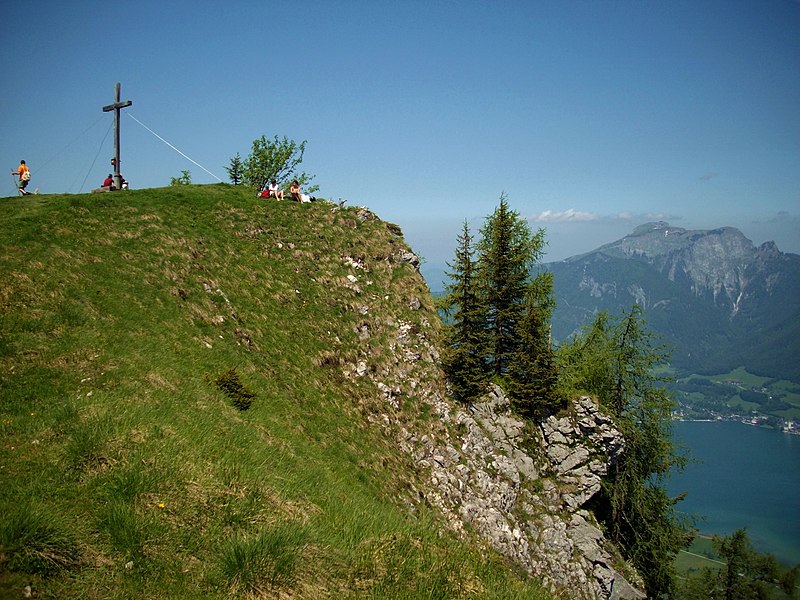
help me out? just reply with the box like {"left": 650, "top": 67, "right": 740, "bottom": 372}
{"left": 593, "top": 223, "right": 791, "bottom": 314}
{"left": 546, "top": 222, "right": 800, "bottom": 380}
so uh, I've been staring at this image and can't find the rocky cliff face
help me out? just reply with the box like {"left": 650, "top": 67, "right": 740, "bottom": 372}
{"left": 417, "top": 389, "right": 643, "bottom": 600}
{"left": 597, "top": 222, "right": 796, "bottom": 317}
{"left": 339, "top": 233, "right": 645, "bottom": 598}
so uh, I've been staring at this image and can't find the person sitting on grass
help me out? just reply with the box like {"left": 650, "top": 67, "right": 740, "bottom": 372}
{"left": 289, "top": 179, "right": 302, "bottom": 201}
{"left": 268, "top": 179, "right": 284, "bottom": 200}
{"left": 289, "top": 179, "right": 315, "bottom": 203}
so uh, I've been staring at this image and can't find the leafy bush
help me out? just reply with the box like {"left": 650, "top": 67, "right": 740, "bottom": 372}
{"left": 170, "top": 170, "right": 192, "bottom": 185}
{"left": 240, "top": 135, "right": 317, "bottom": 193}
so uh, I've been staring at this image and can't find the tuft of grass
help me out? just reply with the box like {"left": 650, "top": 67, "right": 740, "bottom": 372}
{"left": 63, "top": 416, "right": 111, "bottom": 470}
{"left": 99, "top": 500, "right": 142, "bottom": 557}
{"left": 218, "top": 522, "right": 308, "bottom": 594}
{"left": 98, "top": 500, "right": 153, "bottom": 561}
{"left": 104, "top": 461, "right": 158, "bottom": 504}
{"left": 0, "top": 502, "right": 81, "bottom": 576}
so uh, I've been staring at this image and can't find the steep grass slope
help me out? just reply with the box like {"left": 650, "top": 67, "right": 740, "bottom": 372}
{"left": 0, "top": 186, "right": 548, "bottom": 599}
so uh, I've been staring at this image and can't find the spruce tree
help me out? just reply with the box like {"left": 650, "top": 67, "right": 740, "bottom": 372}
{"left": 681, "top": 529, "right": 799, "bottom": 599}
{"left": 508, "top": 271, "right": 564, "bottom": 418}
{"left": 441, "top": 221, "right": 489, "bottom": 402}
{"left": 477, "top": 194, "right": 546, "bottom": 376}
{"left": 225, "top": 152, "right": 244, "bottom": 185}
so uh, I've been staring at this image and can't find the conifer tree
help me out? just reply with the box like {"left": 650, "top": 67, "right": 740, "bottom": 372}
{"left": 441, "top": 221, "right": 490, "bottom": 402}
{"left": 557, "top": 305, "right": 691, "bottom": 597}
{"left": 507, "top": 271, "right": 564, "bottom": 418}
{"left": 477, "top": 194, "right": 546, "bottom": 376}
{"left": 225, "top": 152, "right": 244, "bottom": 185}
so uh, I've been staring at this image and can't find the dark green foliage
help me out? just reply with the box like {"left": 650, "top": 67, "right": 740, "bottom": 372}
{"left": 558, "top": 306, "right": 691, "bottom": 597}
{"left": 680, "top": 529, "right": 799, "bottom": 599}
{"left": 508, "top": 272, "right": 565, "bottom": 419}
{"left": 215, "top": 367, "right": 255, "bottom": 411}
{"left": 477, "top": 195, "right": 546, "bottom": 376}
{"left": 241, "top": 134, "right": 317, "bottom": 193}
{"left": 440, "top": 221, "right": 490, "bottom": 402}
{"left": 441, "top": 198, "right": 556, "bottom": 419}
{"left": 226, "top": 153, "right": 244, "bottom": 185}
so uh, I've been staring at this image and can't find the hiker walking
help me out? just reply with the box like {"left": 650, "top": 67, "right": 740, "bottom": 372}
{"left": 12, "top": 160, "right": 31, "bottom": 195}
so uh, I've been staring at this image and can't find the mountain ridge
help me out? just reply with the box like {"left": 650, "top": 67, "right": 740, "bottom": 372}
{"left": 548, "top": 222, "right": 800, "bottom": 381}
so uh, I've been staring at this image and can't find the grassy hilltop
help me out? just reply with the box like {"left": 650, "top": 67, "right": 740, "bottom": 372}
{"left": 0, "top": 186, "right": 548, "bottom": 599}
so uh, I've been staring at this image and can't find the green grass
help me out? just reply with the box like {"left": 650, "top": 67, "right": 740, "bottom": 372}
{"left": 674, "top": 535, "right": 721, "bottom": 573}
{"left": 0, "top": 185, "right": 550, "bottom": 598}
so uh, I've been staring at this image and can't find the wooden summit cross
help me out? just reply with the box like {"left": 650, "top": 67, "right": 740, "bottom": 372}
{"left": 102, "top": 82, "right": 132, "bottom": 190}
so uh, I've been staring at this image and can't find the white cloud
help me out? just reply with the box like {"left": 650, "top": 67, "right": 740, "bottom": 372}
{"left": 531, "top": 208, "right": 600, "bottom": 223}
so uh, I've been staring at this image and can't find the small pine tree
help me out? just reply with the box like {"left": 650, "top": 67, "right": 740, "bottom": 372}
{"left": 226, "top": 153, "right": 244, "bottom": 185}
{"left": 440, "top": 221, "right": 490, "bottom": 402}
{"left": 681, "top": 529, "right": 799, "bottom": 599}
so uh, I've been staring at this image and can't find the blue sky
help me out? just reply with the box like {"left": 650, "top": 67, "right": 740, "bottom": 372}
{"left": 2, "top": 0, "right": 798, "bottom": 282}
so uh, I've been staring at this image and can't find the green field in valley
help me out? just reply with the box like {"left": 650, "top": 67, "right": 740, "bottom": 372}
{"left": 669, "top": 367, "right": 800, "bottom": 424}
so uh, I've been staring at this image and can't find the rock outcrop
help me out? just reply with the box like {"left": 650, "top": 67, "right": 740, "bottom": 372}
{"left": 340, "top": 217, "right": 645, "bottom": 598}
{"left": 405, "top": 386, "right": 644, "bottom": 599}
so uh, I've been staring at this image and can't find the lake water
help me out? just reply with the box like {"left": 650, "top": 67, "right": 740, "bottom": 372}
{"left": 668, "top": 420, "right": 800, "bottom": 565}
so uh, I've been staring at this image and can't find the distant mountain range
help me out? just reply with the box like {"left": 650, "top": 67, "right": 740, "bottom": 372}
{"left": 545, "top": 222, "right": 800, "bottom": 382}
